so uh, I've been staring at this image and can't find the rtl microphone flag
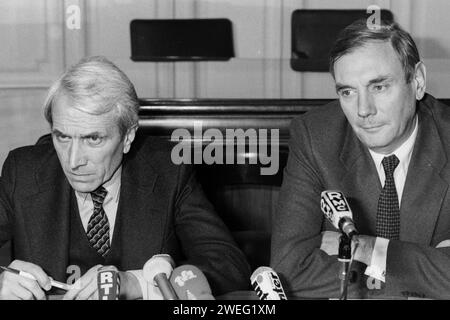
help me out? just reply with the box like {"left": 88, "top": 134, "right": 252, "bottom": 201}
{"left": 97, "top": 266, "right": 120, "bottom": 300}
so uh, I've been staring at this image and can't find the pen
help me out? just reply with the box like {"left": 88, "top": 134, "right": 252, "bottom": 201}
{"left": 0, "top": 265, "right": 72, "bottom": 291}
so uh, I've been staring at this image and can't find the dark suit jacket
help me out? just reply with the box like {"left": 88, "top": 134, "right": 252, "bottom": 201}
{"left": 0, "top": 133, "right": 250, "bottom": 296}
{"left": 271, "top": 93, "right": 450, "bottom": 299}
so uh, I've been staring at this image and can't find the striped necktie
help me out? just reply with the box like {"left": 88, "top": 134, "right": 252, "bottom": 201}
{"left": 376, "top": 155, "right": 400, "bottom": 240}
{"left": 86, "top": 186, "right": 110, "bottom": 257}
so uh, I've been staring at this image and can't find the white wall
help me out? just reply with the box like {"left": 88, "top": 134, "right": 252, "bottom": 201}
{"left": 0, "top": 0, "right": 65, "bottom": 166}
{"left": 1, "top": 0, "right": 450, "bottom": 165}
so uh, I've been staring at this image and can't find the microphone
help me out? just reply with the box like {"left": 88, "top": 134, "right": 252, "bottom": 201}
{"left": 97, "top": 266, "right": 120, "bottom": 300}
{"left": 169, "top": 265, "right": 215, "bottom": 300}
{"left": 320, "top": 190, "right": 358, "bottom": 238}
{"left": 250, "top": 266, "right": 287, "bottom": 300}
{"left": 338, "top": 233, "right": 352, "bottom": 300}
{"left": 143, "top": 254, "right": 178, "bottom": 300}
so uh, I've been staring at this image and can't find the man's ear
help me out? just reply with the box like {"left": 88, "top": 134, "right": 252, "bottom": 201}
{"left": 413, "top": 61, "right": 426, "bottom": 100}
{"left": 123, "top": 125, "right": 137, "bottom": 154}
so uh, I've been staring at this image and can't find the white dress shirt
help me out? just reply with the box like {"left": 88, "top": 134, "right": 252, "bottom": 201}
{"left": 75, "top": 166, "right": 156, "bottom": 299}
{"left": 364, "top": 115, "right": 419, "bottom": 282}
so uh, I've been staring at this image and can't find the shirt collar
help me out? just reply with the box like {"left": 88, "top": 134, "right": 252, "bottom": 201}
{"left": 75, "top": 166, "right": 122, "bottom": 205}
{"left": 368, "top": 114, "right": 418, "bottom": 172}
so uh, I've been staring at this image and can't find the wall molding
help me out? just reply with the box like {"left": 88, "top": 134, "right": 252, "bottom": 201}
{"left": 0, "top": 0, "right": 66, "bottom": 89}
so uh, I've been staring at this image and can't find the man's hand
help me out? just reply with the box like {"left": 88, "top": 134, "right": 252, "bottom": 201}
{"left": 117, "top": 271, "right": 141, "bottom": 300}
{"left": 63, "top": 264, "right": 103, "bottom": 300}
{"left": 320, "top": 231, "right": 341, "bottom": 256}
{"left": 0, "top": 260, "right": 51, "bottom": 300}
{"left": 353, "top": 235, "right": 376, "bottom": 266}
{"left": 320, "top": 231, "right": 376, "bottom": 266}
{"left": 63, "top": 265, "right": 142, "bottom": 300}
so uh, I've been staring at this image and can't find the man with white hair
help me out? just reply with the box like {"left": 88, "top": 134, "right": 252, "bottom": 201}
{"left": 0, "top": 56, "right": 250, "bottom": 299}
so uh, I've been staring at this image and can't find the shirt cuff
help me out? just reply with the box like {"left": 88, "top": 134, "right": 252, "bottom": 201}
{"left": 364, "top": 237, "right": 389, "bottom": 282}
{"left": 126, "top": 270, "right": 163, "bottom": 300}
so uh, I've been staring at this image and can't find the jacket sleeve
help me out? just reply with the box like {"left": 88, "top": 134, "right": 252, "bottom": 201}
{"left": 270, "top": 116, "right": 367, "bottom": 299}
{"left": 385, "top": 240, "right": 450, "bottom": 299}
{"left": 0, "top": 152, "right": 14, "bottom": 247}
{"left": 171, "top": 164, "right": 251, "bottom": 296}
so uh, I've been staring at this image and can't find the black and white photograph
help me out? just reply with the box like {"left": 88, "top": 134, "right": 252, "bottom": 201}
{"left": 1, "top": 0, "right": 450, "bottom": 314}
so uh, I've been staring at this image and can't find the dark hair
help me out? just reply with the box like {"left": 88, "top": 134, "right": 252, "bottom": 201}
{"left": 329, "top": 19, "right": 420, "bottom": 83}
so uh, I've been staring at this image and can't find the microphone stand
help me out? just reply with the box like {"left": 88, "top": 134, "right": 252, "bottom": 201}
{"left": 338, "top": 233, "right": 351, "bottom": 300}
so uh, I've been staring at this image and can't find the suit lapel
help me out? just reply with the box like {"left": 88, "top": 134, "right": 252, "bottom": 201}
{"left": 339, "top": 123, "right": 382, "bottom": 236}
{"left": 339, "top": 102, "right": 448, "bottom": 243}
{"left": 19, "top": 154, "right": 71, "bottom": 281}
{"left": 115, "top": 148, "right": 166, "bottom": 270}
{"left": 400, "top": 107, "right": 448, "bottom": 244}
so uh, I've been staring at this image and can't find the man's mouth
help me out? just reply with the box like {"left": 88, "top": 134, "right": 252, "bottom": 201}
{"left": 360, "top": 124, "right": 384, "bottom": 131}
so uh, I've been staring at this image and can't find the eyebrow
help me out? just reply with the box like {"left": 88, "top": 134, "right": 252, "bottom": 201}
{"left": 367, "top": 76, "right": 392, "bottom": 85}
{"left": 52, "top": 129, "right": 105, "bottom": 139}
{"left": 51, "top": 129, "right": 66, "bottom": 136}
{"left": 335, "top": 83, "right": 351, "bottom": 92}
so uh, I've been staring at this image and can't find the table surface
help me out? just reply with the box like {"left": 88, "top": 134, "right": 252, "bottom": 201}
{"left": 47, "top": 290, "right": 260, "bottom": 300}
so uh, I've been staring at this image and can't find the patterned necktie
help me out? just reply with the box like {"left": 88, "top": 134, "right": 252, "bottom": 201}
{"left": 86, "top": 186, "right": 110, "bottom": 257}
{"left": 376, "top": 155, "right": 400, "bottom": 240}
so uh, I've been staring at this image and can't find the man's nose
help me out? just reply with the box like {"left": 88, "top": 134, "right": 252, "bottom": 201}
{"left": 69, "top": 140, "right": 87, "bottom": 169}
{"left": 357, "top": 92, "right": 376, "bottom": 118}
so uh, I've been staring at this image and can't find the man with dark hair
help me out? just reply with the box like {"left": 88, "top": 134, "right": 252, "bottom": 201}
{"left": 271, "top": 19, "right": 450, "bottom": 299}
{"left": 0, "top": 56, "right": 250, "bottom": 300}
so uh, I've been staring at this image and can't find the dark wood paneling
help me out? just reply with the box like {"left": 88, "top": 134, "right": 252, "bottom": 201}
{"left": 138, "top": 98, "right": 332, "bottom": 142}
{"left": 138, "top": 99, "right": 328, "bottom": 268}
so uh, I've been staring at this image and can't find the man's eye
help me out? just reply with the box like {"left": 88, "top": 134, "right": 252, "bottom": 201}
{"left": 372, "top": 84, "right": 388, "bottom": 92}
{"left": 56, "top": 135, "right": 70, "bottom": 142}
{"left": 87, "top": 136, "right": 103, "bottom": 145}
{"left": 339, "top": 89, "right": 354, "bottom": 97}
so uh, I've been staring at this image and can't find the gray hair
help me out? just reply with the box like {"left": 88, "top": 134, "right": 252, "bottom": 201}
{"left": 329, "top": 19, "right": 421, "bottom": 83}
{"left": 43, "top": 56, "right": 139, "bottom": 136}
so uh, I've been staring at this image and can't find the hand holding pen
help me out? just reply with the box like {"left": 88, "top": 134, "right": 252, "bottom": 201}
{"left": 0, "top": 260, "right": 70, "bottom": 300}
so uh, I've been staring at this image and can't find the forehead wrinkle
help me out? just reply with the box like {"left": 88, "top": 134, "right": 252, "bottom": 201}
{"left": 335, "top": 54, "right": 401, "bottom": 89}
{"left": 335, "top": 42, "right": 403, "bottom": 80}
{"left": 53, "top": 92, "right": 118, "bottom": 121}
{"left": 52, "top": 105, "right": 118, "bottom": 137}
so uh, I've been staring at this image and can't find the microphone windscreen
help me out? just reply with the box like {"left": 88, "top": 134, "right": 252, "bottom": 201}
{"left": 169, "top": 265, "right": 215, "bottom": 300}
{"left": 143, "top": 254, "right": 175, "bottom": 285}
{"left": 97, "top": 266, "right": 120, "bottom": 300}
{"left": 321, "top": 190, "right": 358, "bottom": 237}
{"left": 250, "top": 266, "right": 287, "bottom": 300}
